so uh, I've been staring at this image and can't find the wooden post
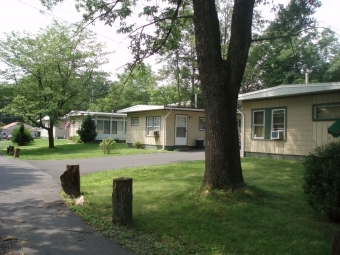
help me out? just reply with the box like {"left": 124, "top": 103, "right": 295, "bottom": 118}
{"left": 112, "top": 177, "right": 133, "bottom": 225}
{"left": 8, "top": 146, "right": 15, "bottom": 156}
{"left": 60, "top": 164, "right": 80, "bottom": 197}
{"left": 331, "top": 232, "right": 340, "bottom": 255}
{"left": 14, "top": 148, "right": 21, "bottom": 157}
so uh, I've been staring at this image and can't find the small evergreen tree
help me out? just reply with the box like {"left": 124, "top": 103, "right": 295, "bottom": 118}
{"left": 78, "top": 115, "right": 97, "bottom": 143}
{"left": 12, "top": 124, "right": 33, "bottom": 146}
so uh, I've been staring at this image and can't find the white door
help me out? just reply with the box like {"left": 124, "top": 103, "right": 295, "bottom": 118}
{"left": 175, "top": 115, "right": 187, "bottom": 146}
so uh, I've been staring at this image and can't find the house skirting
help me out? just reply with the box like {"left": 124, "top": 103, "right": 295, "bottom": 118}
{"left": 244, "top": 151, "right": 305, "bottom": 162}
{"left": 126, "top": 143, "right": 203, "bottom": 151}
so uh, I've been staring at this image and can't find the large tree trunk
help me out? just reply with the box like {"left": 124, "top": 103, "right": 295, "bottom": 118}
{"left": 193, "top": 0, "right": 255, "bottom": 189}
{"left": 47, "top": 125, "right": 55, "bottom": 148}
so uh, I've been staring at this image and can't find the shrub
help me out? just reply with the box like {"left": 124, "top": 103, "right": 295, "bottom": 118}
{"left": 99, "top": 137, "right": 116, "bottom": 154}
{"left": 11, "top": 124, "right": 34, "bottom": 146}
{"left": 133, "top": 141, "right": 144, "bottom": 149}
{"left": 78, "top": 115, "right": 97, "bottom": 143}
{"left": 68, "top": 135, "right": 82, "bottom": 143}
{"left": 303, "top": 140, "right": 340, "bottom": 222}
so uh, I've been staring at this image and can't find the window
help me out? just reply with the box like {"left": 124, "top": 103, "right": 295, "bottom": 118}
{"left": 252, "top": 108, "right": 286, "bottom": 140}
{"left": 199, "top": 117, "right": 205, "bottom": 130}
{"left": 252, "top": 110, "right": 265, "bottom": 139}
{"left": 146, "top": 117, "right": 160, "bottom": 136}
{"left": 272, "top": 109, "right": 285, "bottom": 131}
{"left": 313, "top": 103, "right": 340, "bottom": 121}
{"left": 271, "top": 109, "right": 285, "bottom": 139}
{"left": 131, "top": 117, "right": 139, "bottom": 126}
{"left": 97, "top": 120, "right": 111, "bottom": 134}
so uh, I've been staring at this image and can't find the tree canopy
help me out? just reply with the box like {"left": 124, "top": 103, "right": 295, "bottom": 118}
{"left": 0, "top": 21, "right": 110, "bottom": 148}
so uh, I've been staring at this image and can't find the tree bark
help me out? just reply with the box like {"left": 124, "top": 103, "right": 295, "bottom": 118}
{"left": 14, "top": 148, "right": 21, "bottom": 157}
{"left": 60, "top": 164, "right": 81, "bottom": 197}
{"left": 8, "top": 146, "right": 15, "bottom": 156}
{"left": 112, "top": 177, "right": 133, "bottom": 225}
{"left": 47, "top": 125, "right": 55, "bottom": 148}
{"left": 193, "top": 0, "right": 255, "bottom": 189}
{"left": 331, "top": 232, "right": 340, "bottom": 255}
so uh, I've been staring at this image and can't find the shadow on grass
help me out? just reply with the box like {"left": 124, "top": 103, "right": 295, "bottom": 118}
{"left": 17, "top": 140, "right": 163, "bottom": 160}
{"left": 20, "top": 143, "right": 100, "bottom": 157}
{"left": 63, "top": 158, "right": 337, "bottom": 255}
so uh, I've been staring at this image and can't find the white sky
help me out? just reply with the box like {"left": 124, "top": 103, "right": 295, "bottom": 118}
{"left": 1, "top": 0, "right": 339, "bottom": 79}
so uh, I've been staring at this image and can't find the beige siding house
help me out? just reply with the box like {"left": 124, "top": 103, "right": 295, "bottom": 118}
{"left": 238, "top": 82, "right": 340, "bottom": 160}
{"left": 118, "top": 105, "right": 206, "bottom": 150}
{"left": 40, "top": 116, "right": 68, "bottom": 139}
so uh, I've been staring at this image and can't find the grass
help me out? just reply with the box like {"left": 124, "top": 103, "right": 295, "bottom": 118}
{"left": 0, "top": 139, "right": 164, "bottom": 160}
{"left": 62, "top": 158, "right": 340, "bottom": 255}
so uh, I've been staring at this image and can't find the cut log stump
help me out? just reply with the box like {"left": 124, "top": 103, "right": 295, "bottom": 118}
{"left": 14, "top": 148, "right": 21, "bottom": 157}
{"left": 8, "top": 146, "right": 15, "bottom": 156}
{"left": 60, "top": 164, "right": 80, "bottom": 197}
{"left": 112, "top": 177, "right": 133, "bottom": 225}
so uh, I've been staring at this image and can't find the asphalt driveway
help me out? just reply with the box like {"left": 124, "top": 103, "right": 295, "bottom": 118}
{"left": 0, "top": 150, "right": 204, "bottom": 254}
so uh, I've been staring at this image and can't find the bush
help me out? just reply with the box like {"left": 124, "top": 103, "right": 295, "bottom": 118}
{"left": 78, "top": 115, "right": 97, "bottom": 143}
{"left": 11, "top": 124, "right": 34, "bottom": 146}
{"left": 99, "top": 137, "right": 116, "bottom": 154}
{"left": 69, "top": 135, "right": 82, "bottom": 144}
{"left": 303, "top": 140, "right": 340, "bottom": 222}
{"left": 133, "top": 141, "right": 144, "bottom": 149}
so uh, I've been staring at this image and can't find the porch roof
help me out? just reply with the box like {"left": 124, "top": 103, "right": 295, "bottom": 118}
{"left": 238, "top": 82, "right": 340, "bottom": 102}
{"left": 117, "top": 105, "right": 204, "bottom": 113}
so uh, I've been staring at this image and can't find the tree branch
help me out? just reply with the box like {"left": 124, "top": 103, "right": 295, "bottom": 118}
{"left": 252, "top": 26, "right": 334, "bottom": 42}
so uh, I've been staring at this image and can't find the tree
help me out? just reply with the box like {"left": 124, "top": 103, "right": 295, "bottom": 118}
{"left": 241, "top": 1, "right": 335, "bottom": 90}
{"left": 89, "top": 64, "right": 156, "bottom": 112}
{"left": 41, "top": 0, "right": 321, "bottom": 190}
{"left": 11, "top": 124, "right": 33, "bottom": 146}
{"left": 78, "top": 115, "right": 97, "bottom": 143}
{"left": 0, "top": 21, "right": 110, "bottom": 148}
{"left": 156, "top": 26, "right": 201, "bottom": 107}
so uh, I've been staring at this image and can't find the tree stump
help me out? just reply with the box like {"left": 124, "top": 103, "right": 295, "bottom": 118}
{"left": 112, "top": 177, "right": 133, "bottom": 225}
{"left": 60, "top": 164, "right": 80, "bottom": 197}
{"left": 8, "top": 146, "right": 15, "bottom": 156}
{"left": 331, "top": 232, "right": 340, "bottom": 255}
{"left": 14, "top": 148, "right": 21, "bottom": 157}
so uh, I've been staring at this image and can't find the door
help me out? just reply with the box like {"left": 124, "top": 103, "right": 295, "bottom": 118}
{"left": 175, "top": 115, "right": 187, "bottom": 146}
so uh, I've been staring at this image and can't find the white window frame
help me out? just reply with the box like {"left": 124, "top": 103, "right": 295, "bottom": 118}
{"left": 146, "top": 117, "right": 161, "bottom": 136}
{"left": 252, "top": 110, "right": 265, "bottom": 139}
{"left": 199, "top": 117, "right": 205, "bottom": 131}
{"left": 271, "top": 109, "right": 285, "bottom": 139}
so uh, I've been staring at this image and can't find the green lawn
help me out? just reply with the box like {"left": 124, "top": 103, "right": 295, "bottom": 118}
{"left": 0, "top": 139, "right": 165, "bottom": 160}
{"left": 63, "top": 158, "right": 340, "bottom": 255}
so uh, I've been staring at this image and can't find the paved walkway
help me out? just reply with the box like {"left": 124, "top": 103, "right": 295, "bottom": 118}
{"left": 0, "top": 151, "right": 205, "bottom": 255}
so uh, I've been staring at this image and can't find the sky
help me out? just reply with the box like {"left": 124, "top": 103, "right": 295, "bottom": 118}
{"left": 1, "top": 0, "right": 339, "bottom": 79}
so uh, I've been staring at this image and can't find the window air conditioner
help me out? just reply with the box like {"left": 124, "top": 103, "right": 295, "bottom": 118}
{"left": 150, "top": 130, "right": 159, "bottom": 137}
{"left": 271, "top": 130, "right": 284, "bottom": 140}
